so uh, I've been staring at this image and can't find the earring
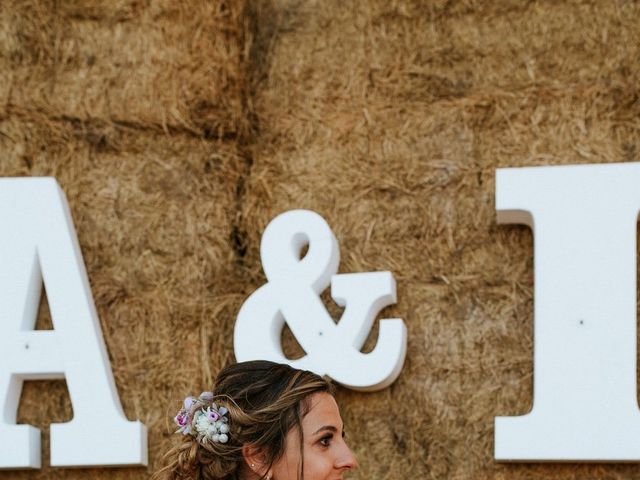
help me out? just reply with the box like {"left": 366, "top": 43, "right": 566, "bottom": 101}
{"left": 251, "top": 463, "right": 255, "bottom": 468}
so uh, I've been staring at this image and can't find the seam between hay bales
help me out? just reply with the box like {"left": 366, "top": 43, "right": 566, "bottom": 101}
{"left": 2, "top": 103, "right": 243, "bottom": 142}
{"left": 227, "top": 0, "right": 275, "bottom": 270}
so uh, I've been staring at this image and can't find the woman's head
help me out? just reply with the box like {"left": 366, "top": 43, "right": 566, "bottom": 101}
{"left": 154, "top": 360, "right": 357, "bottom": 480}
{"left": 266, "top": 390, "right": 356, "bottom": 480}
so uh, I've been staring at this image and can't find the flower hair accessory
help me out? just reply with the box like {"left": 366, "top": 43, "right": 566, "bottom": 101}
{"left": 174, "top": 391, "right": 230, "bottom": 445}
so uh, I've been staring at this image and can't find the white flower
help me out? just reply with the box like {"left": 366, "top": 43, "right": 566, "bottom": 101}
{"left": 195, "top": 412, "right": 212, "bottom": 435}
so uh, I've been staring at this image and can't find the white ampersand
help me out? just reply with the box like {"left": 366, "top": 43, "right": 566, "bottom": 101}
{"left": 233, "top": 210, "right": 407, "bottom": 391}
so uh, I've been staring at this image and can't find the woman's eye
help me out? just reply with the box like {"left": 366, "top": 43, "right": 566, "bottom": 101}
{"left": 319, "top": 434, "right": 333, "bottom": 446}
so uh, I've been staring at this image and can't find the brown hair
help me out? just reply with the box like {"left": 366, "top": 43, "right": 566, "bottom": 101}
{"left": 152, "top": 360, "right": 333, "bottom": 480}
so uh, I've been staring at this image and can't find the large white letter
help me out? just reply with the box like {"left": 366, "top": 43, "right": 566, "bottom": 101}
{"left": 495, "top": 162, "right": 640, "bottom": 461}
{"left": 0, "top": 178, "right": 147, "bottom": 469}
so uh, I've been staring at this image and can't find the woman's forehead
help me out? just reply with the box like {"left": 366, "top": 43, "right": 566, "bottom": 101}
{"left": 302, "top": 393, "right": 342, "bottom": 432}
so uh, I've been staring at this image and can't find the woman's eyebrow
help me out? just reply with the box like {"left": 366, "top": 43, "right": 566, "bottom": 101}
{"left": 312, "top": 425, "right": 341, "bottom": 435}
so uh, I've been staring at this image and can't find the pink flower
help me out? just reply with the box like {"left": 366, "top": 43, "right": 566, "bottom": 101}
{"left": 174, "top": 410, "right": 193, "bottom": 435}
{"left": 175, "top": 412, "right": 189, "bottom": 427}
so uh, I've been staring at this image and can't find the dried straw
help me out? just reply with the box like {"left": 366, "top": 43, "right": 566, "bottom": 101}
{"left": 1, "top": 0, "right": 640, "bottom": 479}
{"left": 242, "top": 1, "right": 640, "bottom": 479}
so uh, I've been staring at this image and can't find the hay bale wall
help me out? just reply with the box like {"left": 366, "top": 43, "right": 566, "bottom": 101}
{"left": 0, "top": 0, "right": 249, "bottom": 479}
{"left": 243, "top": 1, "right": 640, "bottom": 479}
{"left": 0, "top": 0, "right": 639, "bottom": 479}
{"left": 0, "top": 0, "right": 249, "bottom": 137}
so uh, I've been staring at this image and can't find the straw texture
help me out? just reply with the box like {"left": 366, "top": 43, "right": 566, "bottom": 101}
{"left": 1, "top": 0, "right": 640, "bottom": 479}
{"left": 242, "top": 1, "right": 640, "bottom": 479}
{"left": 0, "top": 0, "right": 249, "bottom": 478}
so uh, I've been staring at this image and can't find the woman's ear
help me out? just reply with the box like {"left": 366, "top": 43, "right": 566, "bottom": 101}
{"left": 241, "top": 444, "right": 270, "bottom": 478}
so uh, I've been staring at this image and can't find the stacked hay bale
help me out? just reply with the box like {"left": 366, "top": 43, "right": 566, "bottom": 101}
{"left": 0, "top": 1, "right": 249, "bottom": 479}
{"left": 242, "top": 1, "right": 640, "bottom": 479}
{"left": 1, "top": 0, "right": 639, "bottom": 479}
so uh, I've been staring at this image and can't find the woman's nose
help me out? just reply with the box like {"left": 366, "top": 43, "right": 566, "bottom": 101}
{"left": 336, "top": 441, "right": 358, "bottom": 470}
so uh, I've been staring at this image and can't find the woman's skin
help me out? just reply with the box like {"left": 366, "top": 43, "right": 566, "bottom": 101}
{"left": 268, "top": 392, "right": 358, "bottom": 480}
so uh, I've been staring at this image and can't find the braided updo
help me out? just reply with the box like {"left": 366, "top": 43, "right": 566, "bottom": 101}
{"left": 152, "top": 361, "right": 333, "bottom": 480}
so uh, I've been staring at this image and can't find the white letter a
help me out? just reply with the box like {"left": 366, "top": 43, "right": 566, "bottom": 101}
{"left": 0, "top": 178, "right": 147, "bottom": 469}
